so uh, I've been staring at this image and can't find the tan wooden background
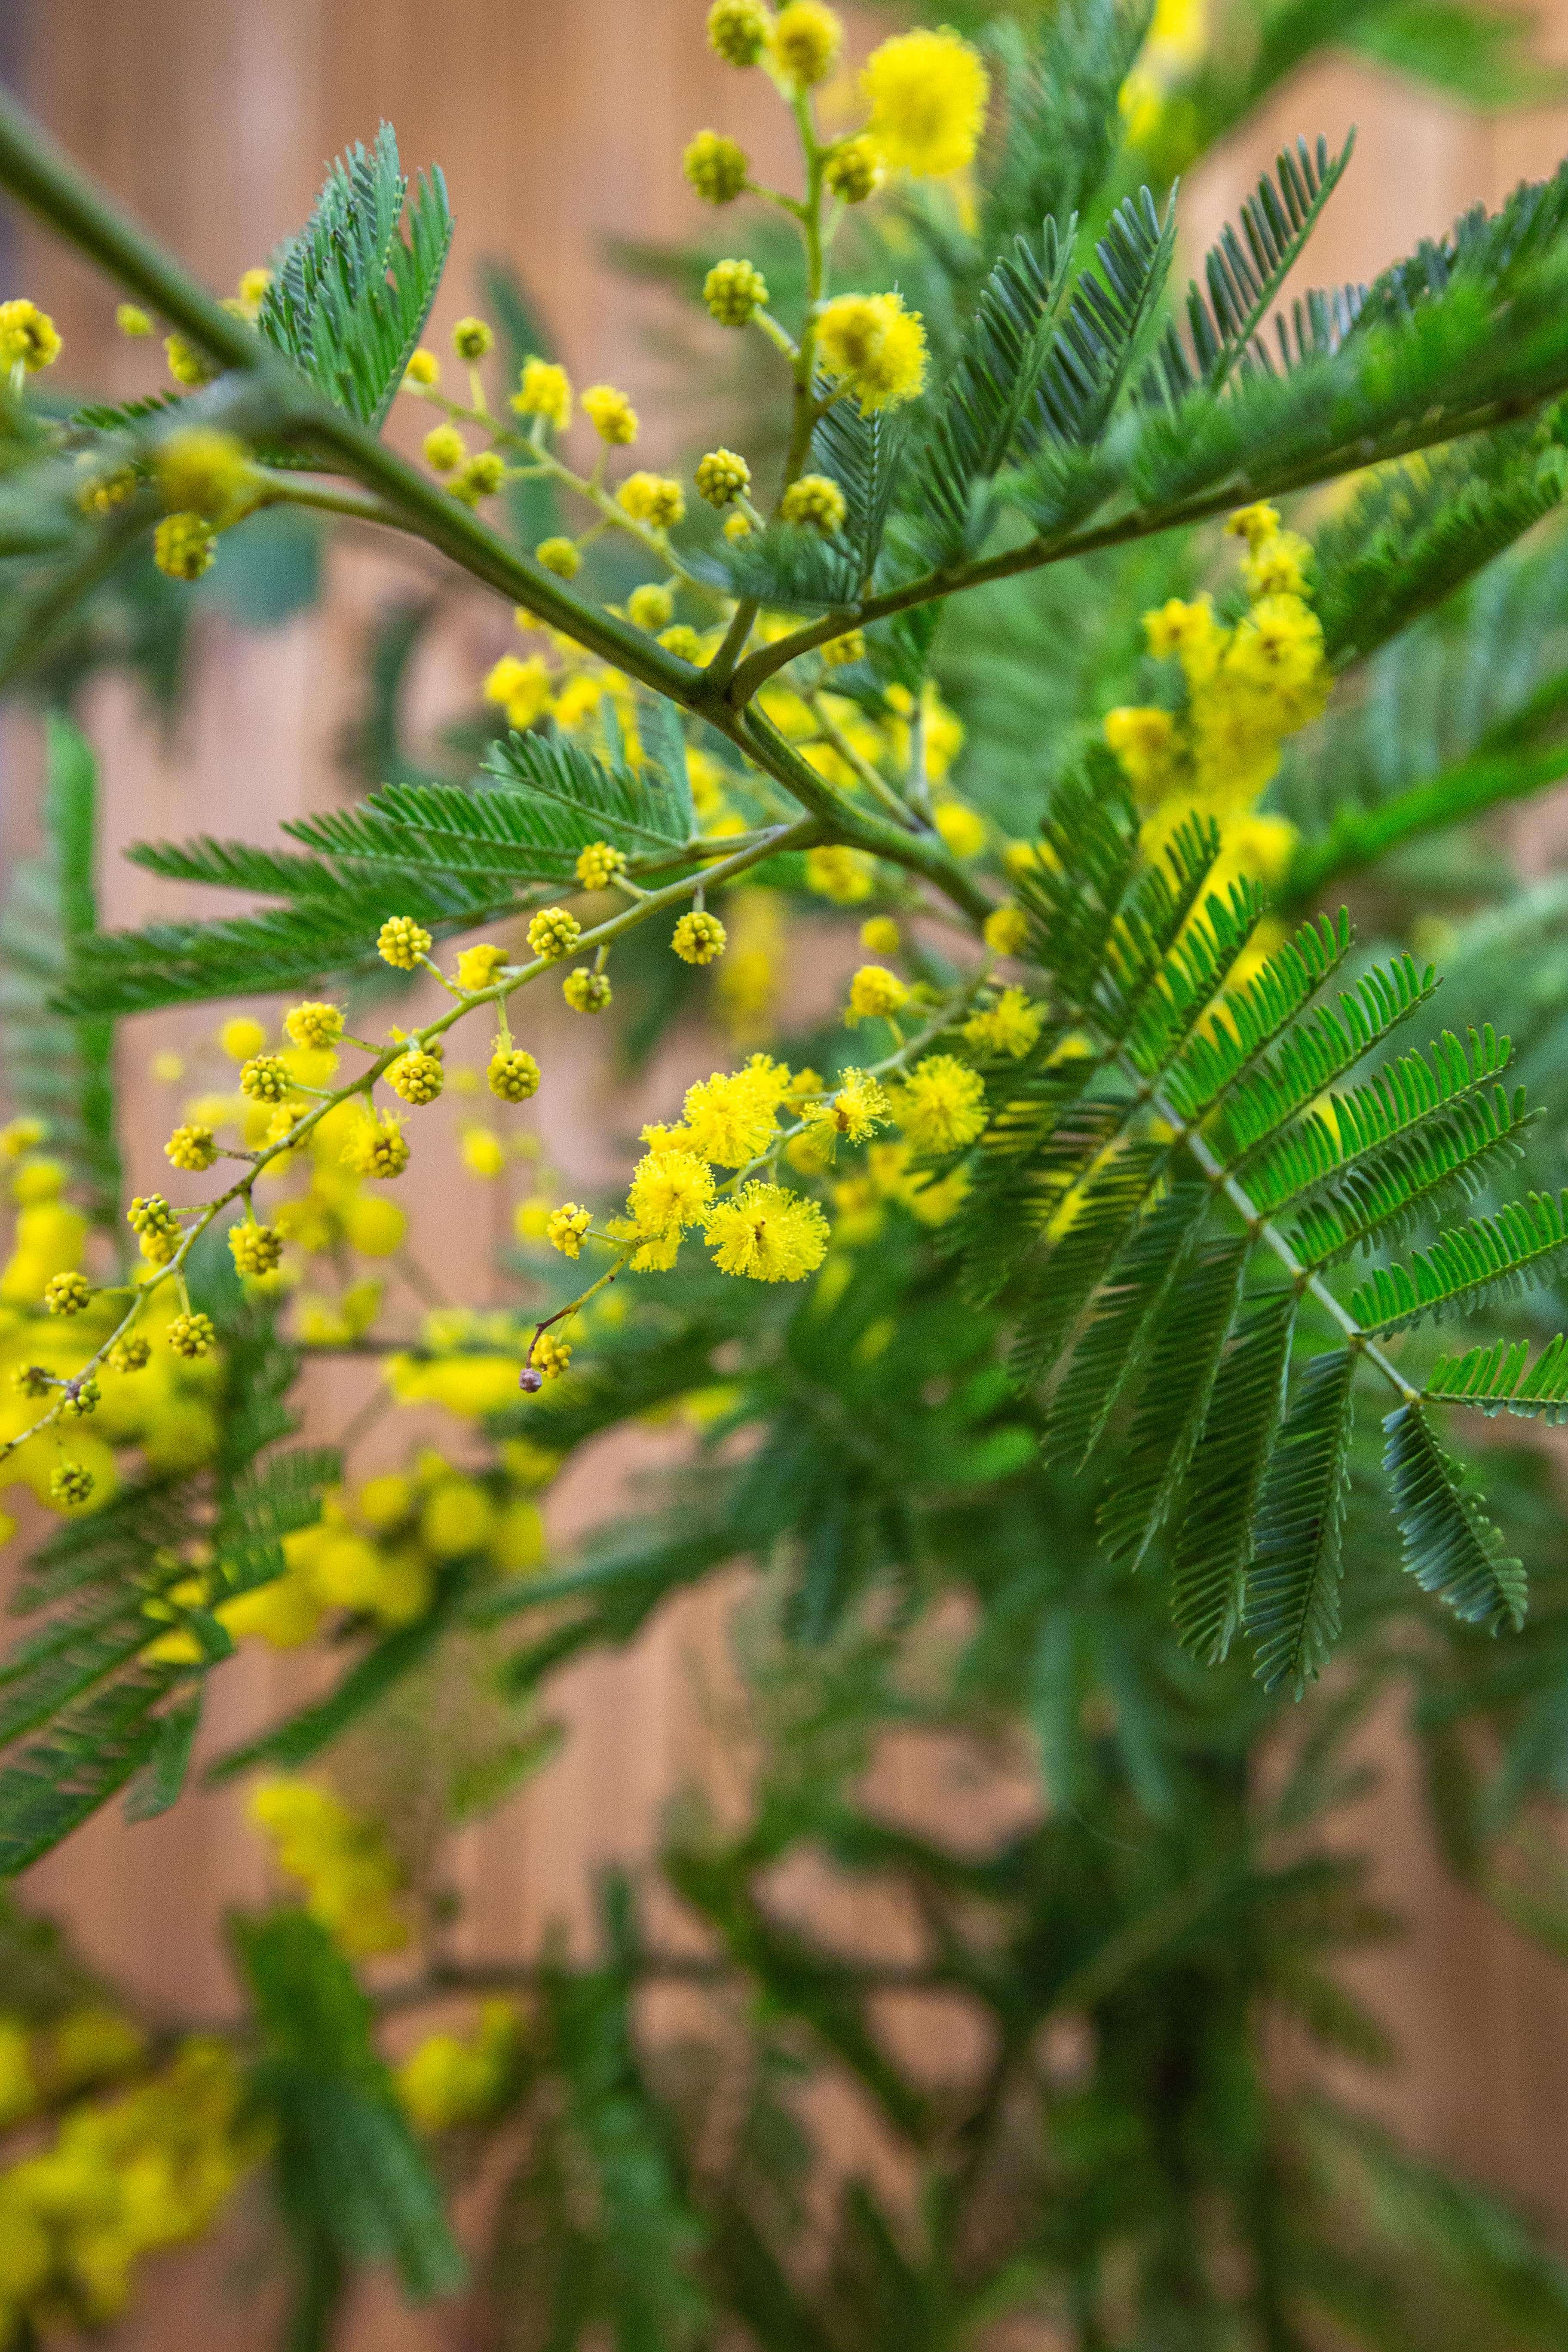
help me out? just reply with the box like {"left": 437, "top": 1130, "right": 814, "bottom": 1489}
{"left": 9, "top": 1, "right": 1568, "bottom": 2341}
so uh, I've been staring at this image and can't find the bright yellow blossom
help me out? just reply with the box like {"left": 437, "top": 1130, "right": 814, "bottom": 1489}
{"left": 704, "top": 1183, "right": 830, "bottom": 1281}
{"left": 862, "top": 28, "right": 989, "bottom": 178}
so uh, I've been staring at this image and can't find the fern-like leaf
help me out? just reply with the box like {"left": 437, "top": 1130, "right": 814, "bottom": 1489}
{"left": 1424, "top": 1333, "right": 1568, "bottom": 1421}
{"left": 914, "top": 219, "right": 1073, "bottom": 565}
{"left": 257, "top": 125, "right": 453, "bottom": 431}
{"left": 1383, "top": 1400, "right": 1527, "bottom": 1632}
{"left": 1152, "top": 134, "right": 1355, "bottom": 400}
{"left": 812, "top": 395, "right": 907, "bottom": 583}
{"left": 1352, "top": 1188, "right": 1568, "bottom": 1333}
{"left": 1170, "top": 1290, "right": 1298, "bottom": 1664}
{"left": 1095, "top": 1237, "right": 1250, "bottom": 1567}
{"left": 1246, "top": 1348, "right": 1356, "bottom": 1696}
{"left": 1030, "top": 186, "right": 1177, "bottom": 450}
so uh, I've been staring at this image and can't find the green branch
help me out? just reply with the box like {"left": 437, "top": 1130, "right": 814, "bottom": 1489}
{"left": 0, "top": 81, "right": 695, "bottom": 698}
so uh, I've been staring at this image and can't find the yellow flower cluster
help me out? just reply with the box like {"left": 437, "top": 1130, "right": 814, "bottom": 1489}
{"left": 217, "top": 1449, "right": 545, "bottom": 1652}
{"left": 0, "top": 2040, "right": 253, "bottom": 2335}
{"left": 704, "top": 8, "right": 989, "bottom": 183}
{"left": 396, "top": 2000, "right": 521, "bottom": 2132}
{"left": 248, "top": 1777, "right": 410, "bottom": 1957}
{"left": 1104, "top": 500, "right": 1327, "bottom": 912}
{"left": 0, "top": 298, "right": 61, "bottom": 372}
{"left": 613, "top": 1057, "right": 827, "bottom": 1280}
{"left": 0, "top": 1168, "right": 230, "bottom": 1533}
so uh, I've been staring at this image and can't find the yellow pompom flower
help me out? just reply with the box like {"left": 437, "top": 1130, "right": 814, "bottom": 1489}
{"left": 156, "top": 427, "right": 252, "bottom": 522}
{"left": 709, "top": 0, "right": 773, "bottom": 64}
{"left": 618, "top": 472, "right": 686, "bottom": 528}
{"left": 108, "top": 1335, "right": 152, "bottom": 1374}
{"left": 423, "top": 423, "right": 466, "bottom": 474}
{"left": 220, "top": 1015, "right": 268, "bottom": 1062}
{"left": 1243, "top": 527, "right": 1312, "bottom": 598}
{"left": 1144, "top": 594, "right": 1222, "bottom": 684}
{"left": 704, "top": 259, "right": 769, "bottom": 326}
{"left": 628, "top": 582, "right": 676, "bottom": 633}
{"left": 696, "top": 448, "right": 752, "bottom": 508}
{"left": 724, "top": 509, "right": 754, "bottom": 540}
{"left": 547, "top": 1204, "right": 593, "bottom": 1259}
{"left": 805, "top": 843, "right": 876, "bottom": 903}
{"left": 780, "top": 474, "right": 847, "bottom": 535}
{"left": 963, "top": 988, "right": 1044, "bottom": 1059}
{"left": 934, "top": 800, "right": 986, "bottom": 858}
{"left": 860, "top": 916, "right": 900, "bottom": 955}
{"left": 536, "top": 535, "right": 580, "bottom": 578}
{"left": 127, "top": 1193, "right": 181, "bottom": 1263}
{"left": 116, "top": 301, "right": 152, "bottom": 337}
{"left": 1104, "top": 706, "right": 1180, "bottom": 801}
{"left": 658, "top": 624, "right": 704, "bottom": 662}
{"left": 342, "top": 1110, "right": 411, "bottom": 1179}
{"left": 862, "top": 28, "right": 990, "bottom": 178}
{"left": 229, "top": 1222, "right": 285, "bottom": 1277}
{"left": 483, "top": 652, "right": 553, "bottom": 729}
{"left": 378, "top": 915, "right": 432, "bottom": 969}
{"left": 453, "top": 451, "right": 505, "bottom": 504}
{"left": 681, "top": 1063, "right": 787, "bottom": 1165}
{"left": 574, "top": 842, "right": 627, "bottom": 891}
{"left": 582, "top": 383, "right": 639, "bottom": 444}
{"left": 239, "top": 1053, "right": 291, "bottom": 1103}
{"left": 345, "top": 1192, "right": 407, "bottom": 1253}
{"left": 248, "top": 1779, "right": 408, "bottom": 1957}
{"left": 460, "top": 1127, "right": 506, "bottom": 1179}
{"left": 705, "top": 1182, "right": 830, "bottom": 1281}
{"left": 456, "top": 941, "right": 509, "bottom": 990}
{"left": 672, "top": 911, "right": 728, "bottom": 965}
{"left": 285, "top": 1001, "right": 344, "bottom": 1050}
{"left": 531, "top": 1332, "right": 573, "bottom": 1381}
{"left": 684, "top": 130, "right": 750, "bottom": 205}
{"left": 489, "top": 1047, "right": 542, "bottom": 1102}
{"left": 512, "top": 355, "right": 572, "bottom": 428}
{"left": 771, "top": 0, "right": 842, "bottom": 85}
{"left": 983, "top": 904, "right": 1030, "bottom": 956}
{"left": 167, "top": 1311, "right": 218, "bottom": 1358}
{"left": 404, "top": 347, "right": 441, "bottom": 386}
{"left": 815, "top": 291, "right": 928, "bottom": 411}
{"left": 452, "top": 315, "right": 494, "bottom": 360}
{"left": 153, "top": 513, "right": 217, "bottom": 581}
{"left": 623, "top": 1149, "right": 716, "bottom": 1264}
{"left": 824, "top": 137, "right": 885, "bottom": 203}
{"left": 164, "top": 331, "right": 215, "bottom": 386}
{"left": 1225, "top": 501, "right": 1280, "bottom": 551}
{"left": 821, "top": 627, "right": 866, "bottom": 667}
{"left": 50, "top": 1462, "right": 95, "bottom": 1507}
{"left": 845, "top": 965, "right": 909, "bottom": 1024}
{"left": 805, "top": 1069, "right": 892, "bottom": 1152}
{"left": 527, "top": 907, "right": 581, "bottom": 962}
{"left": 11, "top": 1157, "right": 64, "bottom": 1202}
{"left": 44, "top": 1271, "right": 91, "bottom": 1316}
{"left": 386, "top": 1048, "right": 444, "bottom": 1106}
{"left": 894, "top": 1055, "right": 987, "bottom": 1153}
{"left": 0, "top": 298, "right": 61, "bottom": 371}
{"left": 562, "top": 967, "right": 613, "bottom": 1013}
{"left": 238, "top": 265, "right": 273, "bottom": 308}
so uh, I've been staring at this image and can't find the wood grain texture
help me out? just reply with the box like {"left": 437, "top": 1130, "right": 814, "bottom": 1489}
{"left": 7, "top": 3, "right": 1568, "bottom": 2341}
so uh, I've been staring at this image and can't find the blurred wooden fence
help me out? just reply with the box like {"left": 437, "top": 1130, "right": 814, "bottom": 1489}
{"left": 8, "top": 2, "right": 1568, "bottom": 2341}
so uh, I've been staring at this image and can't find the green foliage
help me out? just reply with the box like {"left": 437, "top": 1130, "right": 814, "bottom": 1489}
{"left": 1153, "top": 133, "right": 1355, "bottom": 399}
{"left": 0, "top": 1271, "right": 331, "bottom": 1875}
{"left": 0, "top": 714, "right": 121, "bottom": 1224}
{"left": 15, "top": 8, "right": 1568, "bottom": 2348}
{"left": 237, "top": 1910, "right": 464, "bottom": 2318}
{"left": 256, "top": 124, "right": 453, "bottom": 430}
